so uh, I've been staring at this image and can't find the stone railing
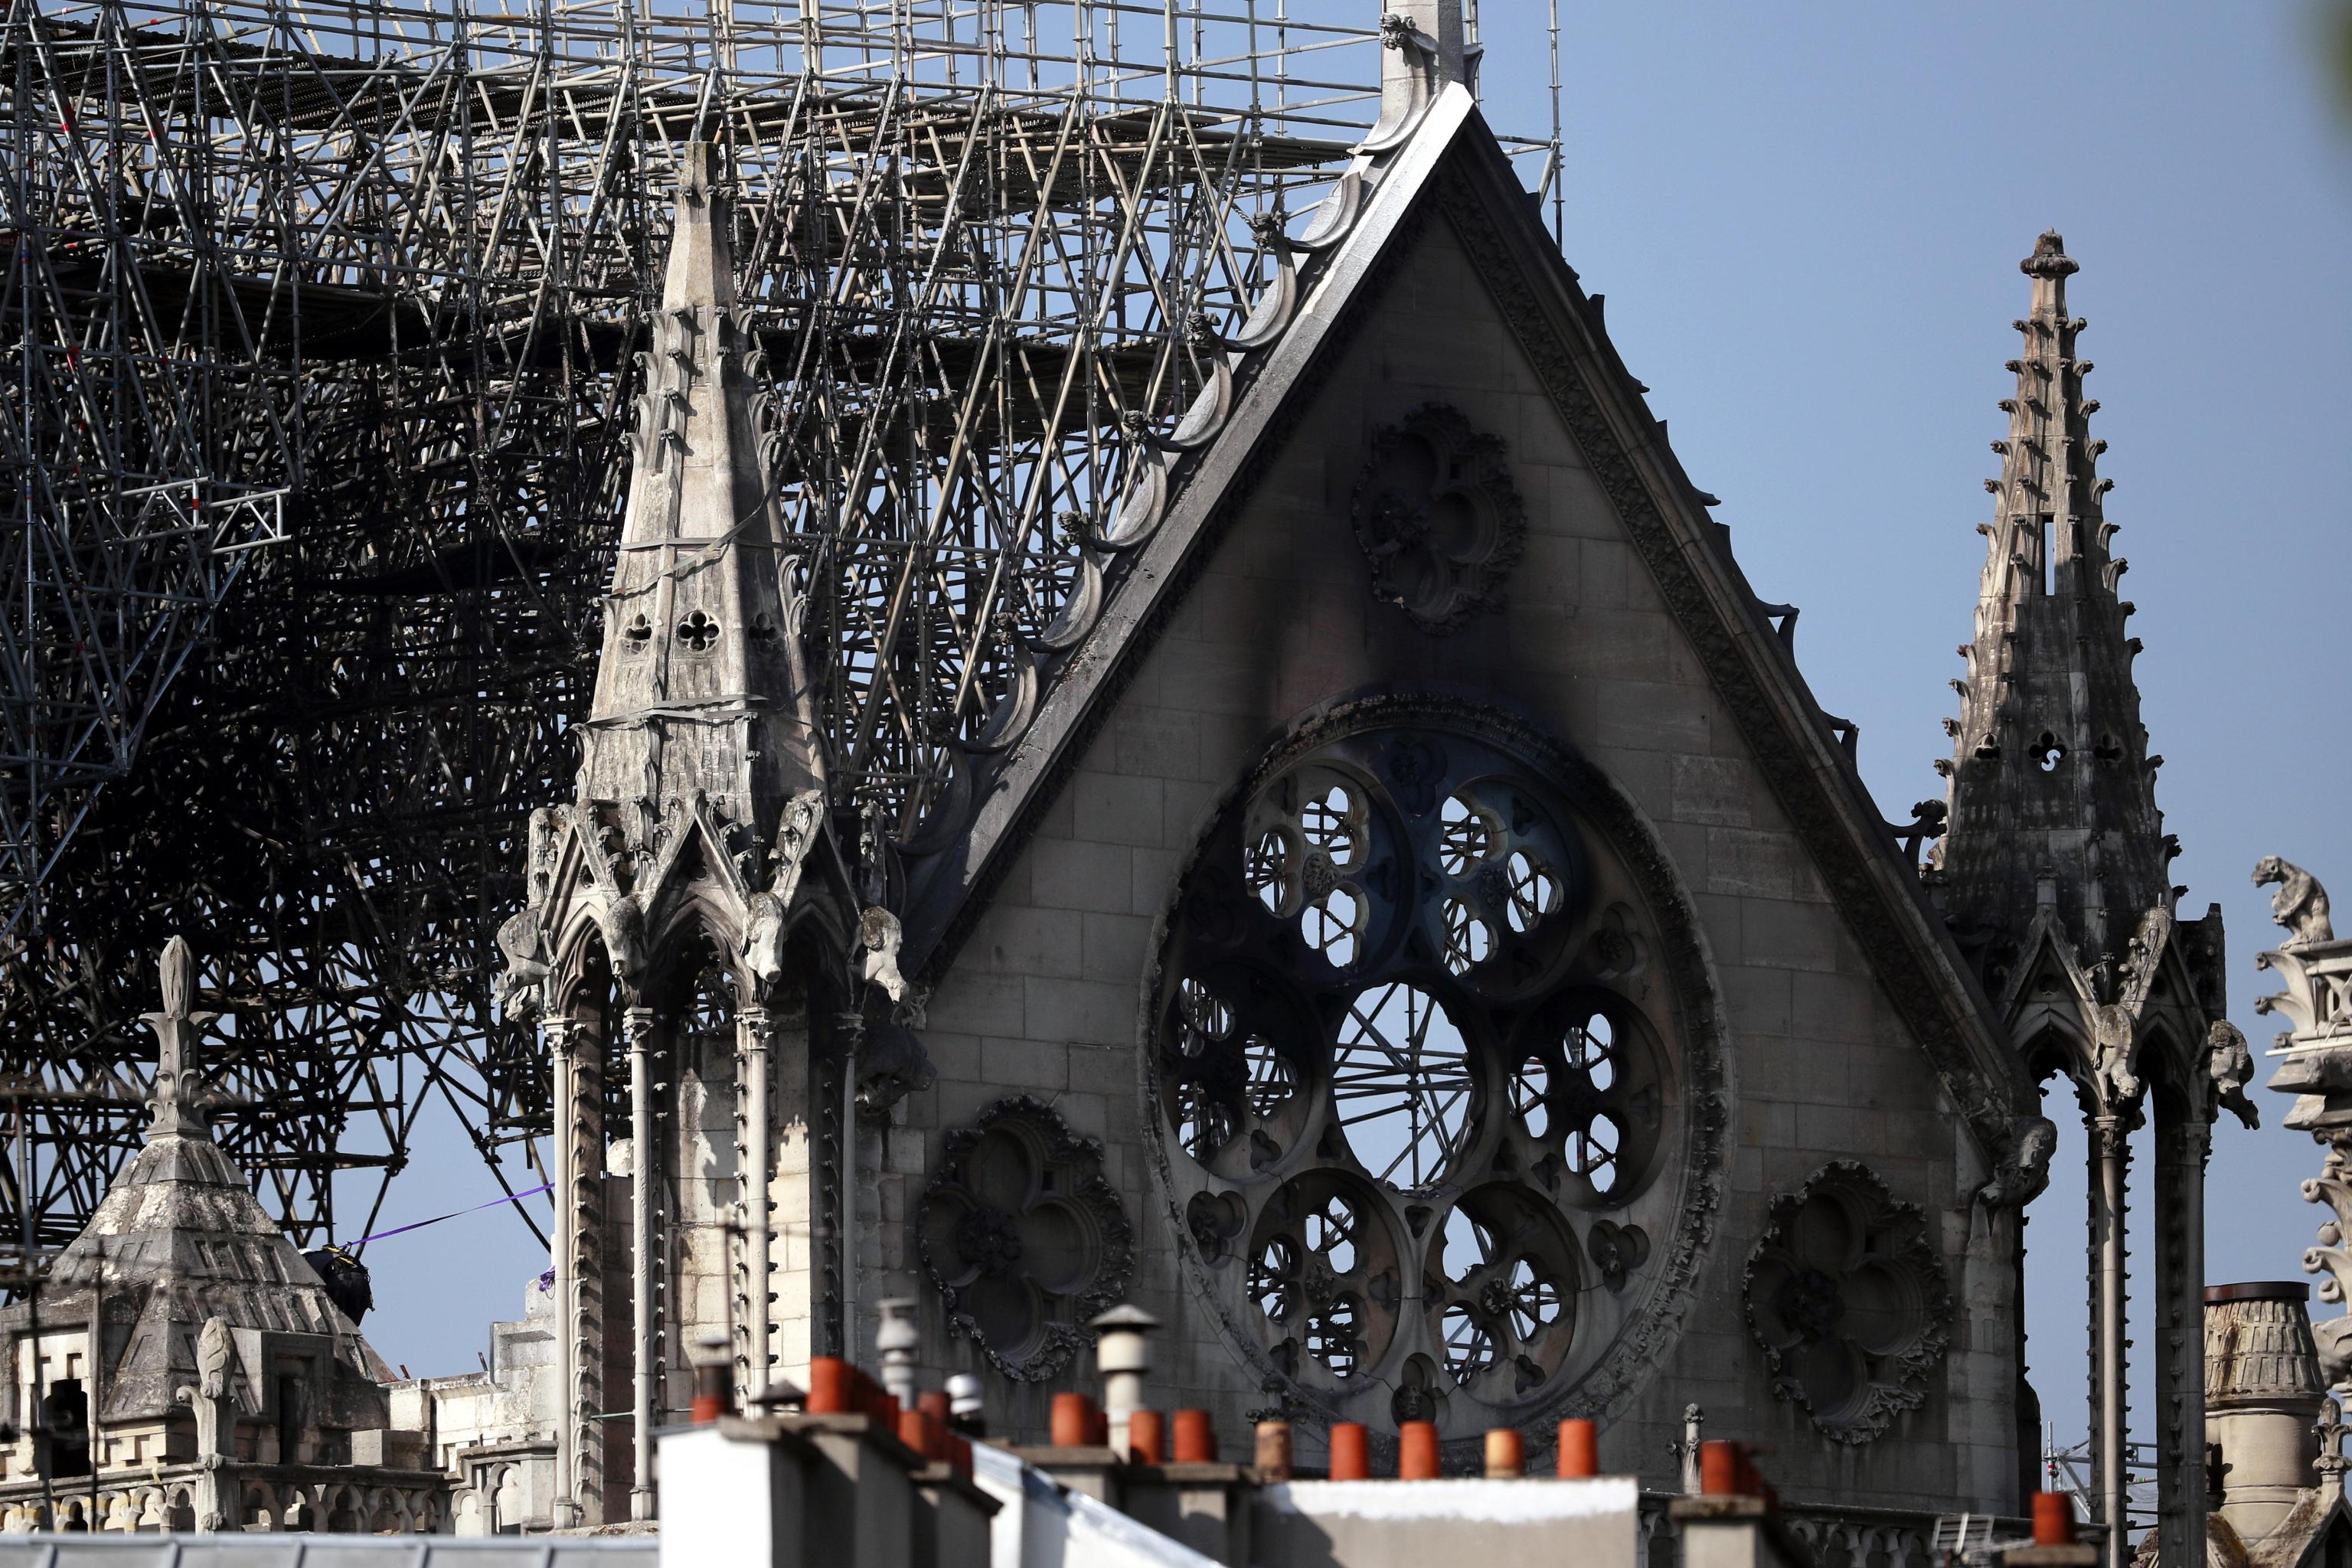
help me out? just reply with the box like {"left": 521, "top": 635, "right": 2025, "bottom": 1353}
{"left": 0, "top": 1462, "right": 450, "bottom": 1534}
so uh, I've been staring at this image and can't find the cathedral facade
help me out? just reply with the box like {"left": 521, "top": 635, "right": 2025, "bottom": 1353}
{"left": 488, "top": 11, "right": 2245, "bottom": 1558}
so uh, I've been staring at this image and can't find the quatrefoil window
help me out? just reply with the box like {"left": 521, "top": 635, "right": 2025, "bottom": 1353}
{"left": 1151, "top": 701, "right": 1713, "bottom": 1442}
{"left": 1351, "top": 403, "right": 1528, "bottom": 634}
{"left": 1743, "top": 1161, "right": 1952, "bottom": 1443}
{"left": 676, "top": 609, "right": 720, "bottom": 652}
{"left": 622, "top": 612, "right": 653, "bottom": 650}
{"left": 916, "top": 1097, "right": 1134, "bottom": 1380}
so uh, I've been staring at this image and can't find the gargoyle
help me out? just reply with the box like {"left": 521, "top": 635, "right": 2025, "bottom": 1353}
{"left": 2092, "top": 1003, "right": 2142, "bottom": 1108}
{"left": 2206, "top": 1019, "right": 2259, "bottom": 1130}
{"left": 1978, "top": 1114, "right": 2058, "bottom": 1208}
{"left": 860, "top": 906, "right": 910, "bottom": 1004}
{"left": 2256, "top": 856, "right": 2334, "bottom": 949}
{"left": 2318, "top": 1317, "right": 2352, "bottom": 1393}
{"left": 855, "top": 1016, "right": 937, "bottom": 1119}
{"left": 740, "top": 890, "right": 787, "bottom": 991}
{"left": 586, "top": 887, "right": 646, "bottom": 981}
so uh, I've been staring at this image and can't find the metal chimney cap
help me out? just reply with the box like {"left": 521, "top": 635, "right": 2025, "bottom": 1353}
{"left": 1089, "top": 1304, "right": 1161, "bottom": 1331}
{"left": 2204, "top": 1281, "right": 2311, "bottom": 1305}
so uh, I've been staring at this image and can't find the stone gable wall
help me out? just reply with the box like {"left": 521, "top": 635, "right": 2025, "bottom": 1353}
{"left": 854, "top": 205, "right": 2018, "bottom": 1514}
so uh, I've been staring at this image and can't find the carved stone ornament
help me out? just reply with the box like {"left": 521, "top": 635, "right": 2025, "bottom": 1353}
{"left": 1146, "top": 695, "right": 1728, "bottom": 1443}
{"left": 1351, "top": 403, "right": 1527, "bottom": 634}
{"left": 1743, "top": 1161, "right": 1952, "bottom": 1444}
{"left": 2256, "top": 856, "right": 2334, "bottom": 950}
{"left": 916, "top": 1096, "right": 1135, "bottom": 1381}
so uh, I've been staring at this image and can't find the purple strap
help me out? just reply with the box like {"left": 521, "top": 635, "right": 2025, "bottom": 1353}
{"left": 351, "top": 1182, "right": 552, "bottom": 1246}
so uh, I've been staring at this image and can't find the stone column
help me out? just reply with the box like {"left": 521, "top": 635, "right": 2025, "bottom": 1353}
{"left": 820, "top": 1009, "right": 861, "bottom": 1360}
{"left": 736, "top": 1006, "right": 774, "bottom": 1403}
{"left": 182, "top": 1315, "right": 237, "bottom": 1532}
{"left": 2089, "top": 1112, "right": 2131, "bottom": 1568}
{"left": 626, "top": 1004, "right": 658, "bottom": 1522}
{"left": 2152, "top": 1109, "right": 2210, "bottom": 1566}
{"left": 546, "top": 1015, "right": 577, "bottom": 1528}
{"left": 554, "top": 1008, "right": 607, "bottom": 1524}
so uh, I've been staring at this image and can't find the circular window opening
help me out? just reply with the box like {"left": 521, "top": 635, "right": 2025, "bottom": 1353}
{"left": 1246, "top": 829, "right": 1292, "bottom": 915}
{"left": 1305, "top": 885, "right": 1364, "bottom": 968}
{"left": 1510, "top": 1057, "right": 1550, "bottom": 1140}
{"left": 1567, "top": 1012, "right": 1616, "bottom": 1093}
{"left": 1176, "top": 977, "right": 1231, "bottom": 1057}
{"left": 1301, "top": 784, "right": 1361, "bottom": 868}
{"left": 1439, "top": 794, "right": 1496, "bottom": 876}
{"left": 1503, "top": 998, "right": 1668, "bottom": 1209}
{"left": 1426, "top": 1184, "right": 1583, "bottom": 1400}
{"left": 1441, "top": 899, "right": 1494, "bottom": 976}
{"left": 1246, "top": 1173, "right": 1401, "bottom": 1382}
{"left": 1334, "top": 983, "right": 1473, "bottom": 1194}
{"left": 1505, "top": 851, "right": 1561, "bottom": 933}
{"left": 1160, "top": 969, "right": 1316, "bottom": 1179}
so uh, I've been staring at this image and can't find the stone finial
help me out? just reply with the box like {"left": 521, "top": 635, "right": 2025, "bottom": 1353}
{"left": 159, "top": 933, "right": 195, "bottom": 1020}
{"left": 2318, "top": 1400, "right": 2350, "bottom": 1493}
{"left": 141, "top": 936, "right": 215, "bottom": 1142}
{"left": 1365, "top": 2, "right": 1465, "bottom": 155}
{"left": 2021, "top": 229, "right": 2080, "bottom": 279}
{"left": 2256, "top": 868, "right": 2352, "bottom": 1396}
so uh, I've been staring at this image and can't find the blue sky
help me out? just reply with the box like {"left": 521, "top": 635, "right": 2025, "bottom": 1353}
{"left": 345, "top": 5, "right": 2352, "bottom": 1461}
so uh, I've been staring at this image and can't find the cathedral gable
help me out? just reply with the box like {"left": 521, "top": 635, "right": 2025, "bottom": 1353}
{"left": 905, "top": 93, "right": 2024, "bottom": 1162}
{"left": 900, "top": 90, "right": 2030, "bottom": 1508}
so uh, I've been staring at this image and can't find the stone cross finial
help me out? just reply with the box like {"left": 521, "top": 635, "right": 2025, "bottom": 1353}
{"left": 140, "top": 936, "right": 217, "bottom": 1142}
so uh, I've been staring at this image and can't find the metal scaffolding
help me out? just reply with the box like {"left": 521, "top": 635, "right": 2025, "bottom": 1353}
{"left": 0, "top": 0, "right": 1482, "bottom": 1256}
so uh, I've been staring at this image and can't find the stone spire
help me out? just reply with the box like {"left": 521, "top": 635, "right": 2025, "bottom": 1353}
{"left": 1936, "top": 230, "right": 2172, "bottom": 988}
{"left": 580, "top": 140, "right": 824, "bottom": 837}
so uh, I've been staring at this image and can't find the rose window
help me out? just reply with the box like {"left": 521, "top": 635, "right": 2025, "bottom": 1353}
{"left": 1148, "top": 701, "right": 1724, "bottom": 1441}
{"left": 1743, "top": 1162, "right": 1952, "bottom": 1442}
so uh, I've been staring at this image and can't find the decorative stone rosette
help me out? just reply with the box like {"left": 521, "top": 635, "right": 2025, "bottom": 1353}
{"left": 916, "top": 1096, "right": 1135, "bottom": 1381}
{"left": 1743, "top": 1161, "right": 1952, "bottom": 1443}
{"left": 1350, "top": 403, "right": 1527, "bottom": 634}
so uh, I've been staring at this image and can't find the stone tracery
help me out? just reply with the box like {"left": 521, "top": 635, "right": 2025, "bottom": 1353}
{"left": 1350, "top": 403, "right": 1528, "bottom": 633}
{"left": 917, "top": 1096, "right": 1136, "bottom": 1381}
{"left": 1743, "top": 1161, "right": 1953, "bottom": 1443}
{"left": 1148, "top": 698, "right": 1725, "bottom": 1439}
